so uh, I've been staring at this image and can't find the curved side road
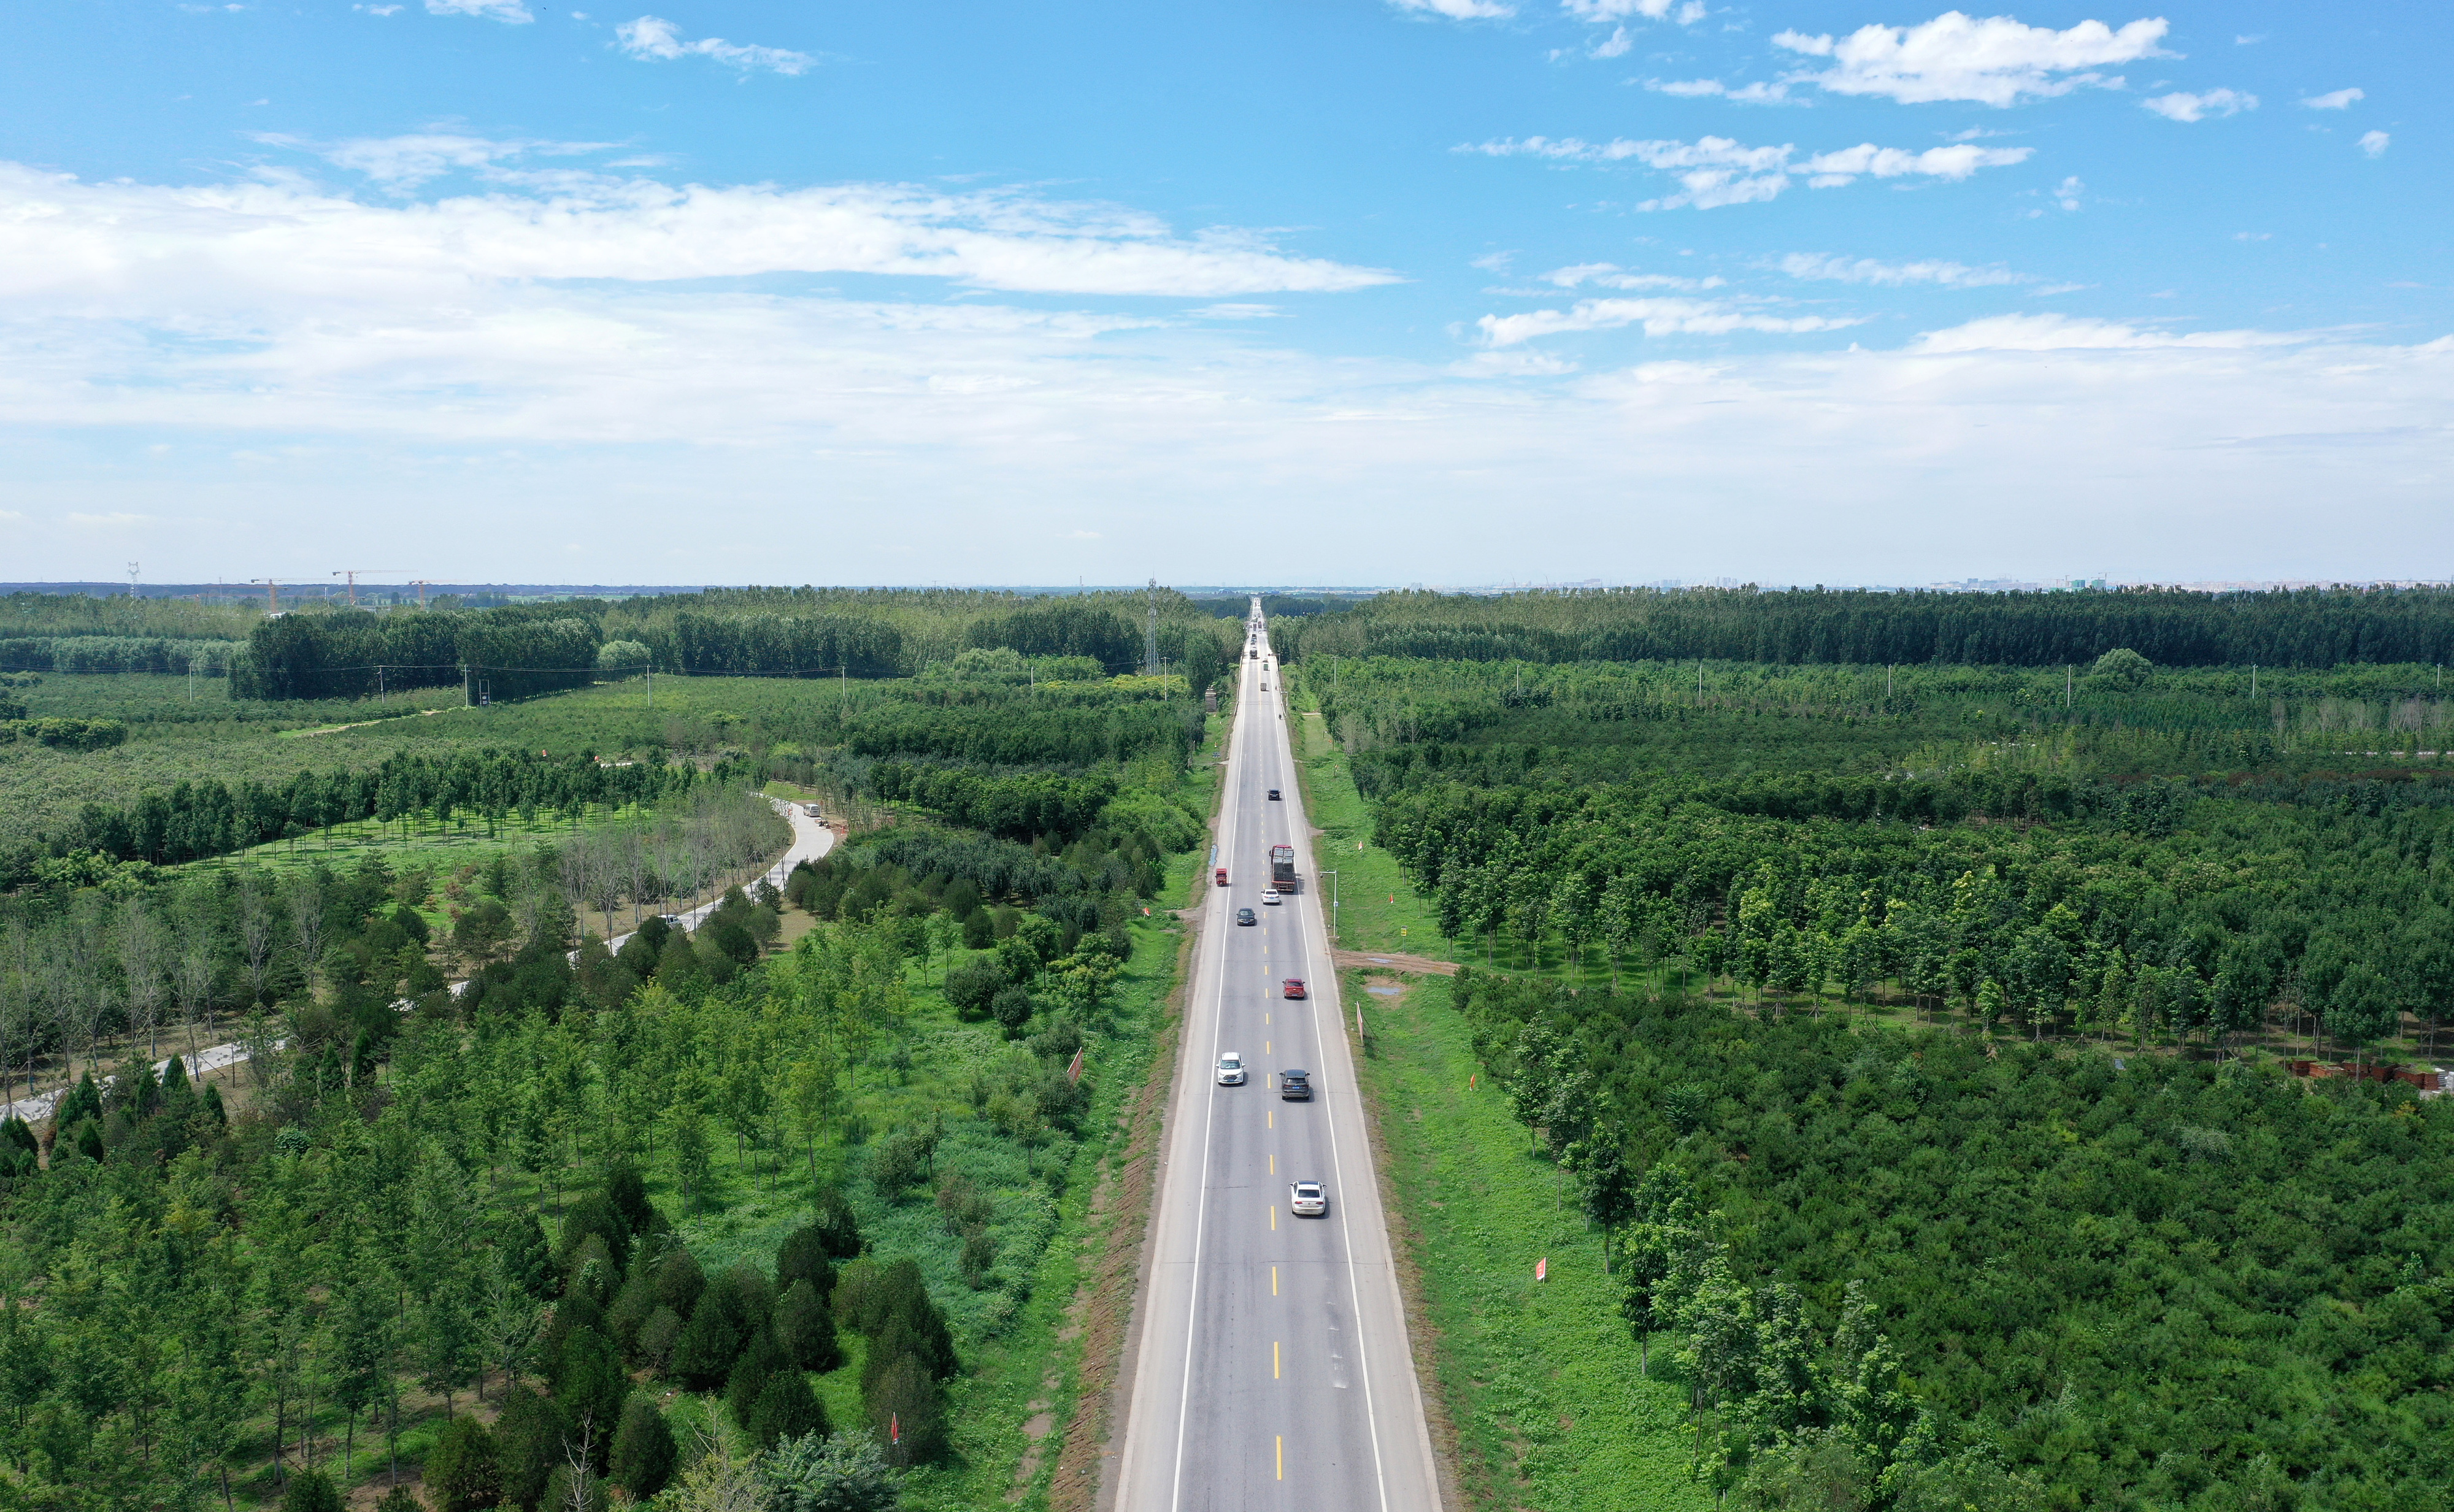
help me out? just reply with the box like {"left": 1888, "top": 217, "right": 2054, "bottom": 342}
{"left": 1112, "top": 607, "right": 1441, "bottom": 1511}
{"left": 0, "top": 799, "right": 834, "bottom": 1126}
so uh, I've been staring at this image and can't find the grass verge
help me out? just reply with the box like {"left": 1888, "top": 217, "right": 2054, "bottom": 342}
{"left": 1351, "top": 970, "right": 1707, "bottom": 1512}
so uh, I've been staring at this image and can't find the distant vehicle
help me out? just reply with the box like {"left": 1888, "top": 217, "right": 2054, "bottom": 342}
{"left": 1267, "top": 788, "right": 1281, "bottom": 800}
{"left": 802, "top": 802, "right": 823, "bottom": 818}
{"left": 1288, "top": 1180, "right": 1327, "bottom": 1216}
{"left": 1236, "top": 907, "right": 1257, "bottom": 926}
{"left": 1279, "top": 1069, "right": 1313, "bottom": 1100}
{"left": 1282, "top": 978, "right": 1306, "bottom": 999}
{"left": 1216, "top": 1051, "right": 1247, "bottom": 1086}
{"left": 1215, "top": 867, "right": 1229, "bottom": 886}
{"left": 1248, "top": 650, "right": 1258, "bottom": 659}
{"left": 1261, "top": 889, "right": 1281, "bottom": 906}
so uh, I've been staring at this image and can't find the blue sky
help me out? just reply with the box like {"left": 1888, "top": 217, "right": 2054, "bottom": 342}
{"left": 1, "top": 1, "right": 2446, "bottom": 588}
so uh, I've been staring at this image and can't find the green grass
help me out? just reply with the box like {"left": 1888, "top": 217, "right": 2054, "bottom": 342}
{"left": 1285, "top": 679, "right": 1449, "bottom": 959}
{"left": 1354, "top": 970, "right": 1706, "bottom": 1512}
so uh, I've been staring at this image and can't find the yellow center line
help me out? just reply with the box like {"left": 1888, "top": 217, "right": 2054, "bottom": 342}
{"left": 1270, "top": 1205, "right": 1277, "bottom": 1230}
{"left": 1267, "top": 1110, "right": 1272, "bottom": 1129}
{"left": 1269, "top": 1153, "right": 1275, "bottom": 1175}
{"left": 1272, "top": 1264, "right": 1279, "bottom": 1296}
{"left": 1276, "top": 1435, "right": 1283, "bottom": 1481}
{"left": 1274, "top": 1340, "right": 1281, "bottom": 1380}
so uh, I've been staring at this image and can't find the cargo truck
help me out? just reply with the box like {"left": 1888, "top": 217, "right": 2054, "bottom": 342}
{"left": 1269, "top": 843, "right": 1298, "bottom": 894}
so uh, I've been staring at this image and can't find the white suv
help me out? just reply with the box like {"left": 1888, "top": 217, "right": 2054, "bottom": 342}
{"left": 1215, "top": 1051, "right": 1247, "bottom": 1086}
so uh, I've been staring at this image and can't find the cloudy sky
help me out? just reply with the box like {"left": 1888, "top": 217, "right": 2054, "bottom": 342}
{"left": 1, "top": 1, "right": 2445, "bottom": 587}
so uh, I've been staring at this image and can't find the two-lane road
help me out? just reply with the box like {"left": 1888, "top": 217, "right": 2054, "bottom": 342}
{"left": 1115, "top": 604, "right": 1440, "bottom": 1510}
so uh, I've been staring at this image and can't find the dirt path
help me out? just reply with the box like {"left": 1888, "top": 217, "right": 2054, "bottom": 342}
{"left": 1332, "top": 949, "right": 1458, "bottom": 976}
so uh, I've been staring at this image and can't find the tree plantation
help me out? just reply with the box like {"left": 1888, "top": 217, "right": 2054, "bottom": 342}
{"left": 0, "top": 608, "right": 1228, "bottom": 1512}
{"left": 1276, "top": 591, "right": 2454, "bottom": 1512}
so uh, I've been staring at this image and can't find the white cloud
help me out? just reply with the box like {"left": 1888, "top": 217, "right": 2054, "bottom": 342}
{"left": 1774, "top": 11, "right": 2171, "bottom": 107}
{"left": 1540, "top": 262, "right": 1726, "bottom": 290}
{"left": 1480, "top": 296, "right": 1863, "bottom": 345}
{"left": 2142, "top": 89, "right": 2256, "bottom": 122}
{"left": 1645, "top": 78, "right": 1794, "bottom": 103}
{"left": 261, "top": 132, "right": 616, "bottom": 189}
{"left": 1591, "top": 28, "right": 1633, "bottom": 58}
{"left": 1191, "top": 303, "right": 1283, "bottom": 319}
{"left": 2234, "top": 231, "right": 2271, "bottom": 242}
{"left": 2301, "top": 88, "right": 2363, "bottom": 110}
{"left": 1562, "top": 0, "right": 1699, "bottom": 20}
{"left": 1910, "top": 313, "right": 2310, "bottom": 353}
{"left": 2359, "top": 130, "right": 2390, "bottom": 158}
{"left": 1460, "top": 133, "right": 2029, "bottom": 208}
{"left": 1778, "top": 253, "right": 2033, "bottom": 288}
{"left": 616, "top": 16, "right": 815, "bottom": 74}
{"left": 1389, "top": 0, "right": 1515, "bottom": 18}
{"left": 426, "top": 0, "right": 532, "bottom": 21}
{"left": 1469, "top": 251, "right": 1516, "bottom": 272}
{"left": 0, "top": 156, "right": 1397, "bottom": 301}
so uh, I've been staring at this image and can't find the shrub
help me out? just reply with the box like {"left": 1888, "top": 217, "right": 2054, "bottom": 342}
{"left": 378, "top": 1488, "right": 425, "bottom": 1512}
{"left": 609, "top": 1397, "right": 678, "bottom": 1501}
{"left": 552, "top": 1329, "right": 628, "bottom": 1465}
{"left": 655, "top": 1248, "right": 707, "bottom": 1318}
{"left": 775, "top": 1224, "right": 836, "bottom": 1299}
{"left": 830, "top": 1257, "right": 885, "bottom": 1337}
{"left": 990, "top": 985, "right": 1035, "bottom": 1034}
{"left": 668, "top": 1291, "right": 747, "bottom": 1391}
{"left": 726, "top": 1329, "right": 790, "bottom": 1430}
{"left": 423, "top": 1416, "right": 501, "bottom": 1512}
{"left": 762, "top": 1430, "right": 900, "bottom": 1512}
{"left": 280, "top": 1471, "right": 345, "bottom": 1512}
{"left": 943, "top": 956, "right": 1006, "bottom": 1018}
{"left": 863, "top": 1354, "right": 947, "bottom": 1468}
{"left": 747, "top": 1370, "right": 829, "bottom": 1451}
{"left": 637, "top": 1306, "right": 685, "bottom": 1370}
{"left": 813, "top": 1190, "right": 864, "bottom": 1259}
{"left": 491, "top": 1385, "right": 566, "bottom": 1511}
{"left": 775, "top": 1278, "right": 843, "bottom": 1373}
{"left": 538, "top": 1465, "right": 607, "bottom": 1512}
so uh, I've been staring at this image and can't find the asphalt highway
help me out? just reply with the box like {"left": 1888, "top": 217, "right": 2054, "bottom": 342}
{"left": 1113, "top": 602, "right": 1441, "bottom": 1511}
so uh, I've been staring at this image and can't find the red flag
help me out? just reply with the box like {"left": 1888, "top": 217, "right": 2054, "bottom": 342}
{"left": 1535, "top": 1257, "right": 1548, "bottom": 1282}
{"left": 890, "top": 1413, "right": 900, "bottom": 1445}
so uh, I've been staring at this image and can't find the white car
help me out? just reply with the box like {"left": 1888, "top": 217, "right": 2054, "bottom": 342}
{"left": 1260, "top": 889, "right": 1282, "bottom": 906}
{"left": 1288, "top": 1180, "right": 1327, "bottom": 1217}
{"left": 1216, "top": 1051, "right": 1247, "bottom": 1086}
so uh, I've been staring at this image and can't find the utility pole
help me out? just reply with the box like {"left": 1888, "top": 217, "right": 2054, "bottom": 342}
{"left": 127, "top": 562, "right": 140, "bottom": 599}
{"left": 2066, "top": 666, "right": 2073, "bottom": 708}
{"left": 1145, "top": 577, "right": 1161, "bottom": 677}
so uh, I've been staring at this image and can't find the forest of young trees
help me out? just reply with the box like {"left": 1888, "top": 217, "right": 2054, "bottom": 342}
{"left": 1454, "top": 969, "right": 2453, "bottom": 1511}
{"left": 1278, "top": 584, "right": 2454, "bottom": 670}
{"left": 0, "top": 625, "right": 1221, "bottom": 1512}
{"left": 1283, "top": 616, "right": 2454, "bottom": 1511}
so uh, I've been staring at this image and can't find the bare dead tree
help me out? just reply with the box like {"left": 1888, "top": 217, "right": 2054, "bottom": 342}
{"left": 236, "top": 874, "right": 277, "bottom": 1008}
{"left": 120, "top": 902, "right": 170, "bottom": 1064}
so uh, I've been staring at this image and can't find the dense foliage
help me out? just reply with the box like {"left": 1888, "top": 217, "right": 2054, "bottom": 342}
{"left": 221, "top": 588, "right": 1242, "bottom": 703}
{"left": 1279, "top": 585, "right": 2454, "bottom": 669}
{"left": 1456, "top": 970, "right": 2454, "bottom": 1511}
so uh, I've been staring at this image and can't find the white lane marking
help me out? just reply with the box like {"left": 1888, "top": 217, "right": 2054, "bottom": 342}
{"left": 1166, "top": 647, "right": 1253, "bottom": 1511}
{"left": 1281, "top": 639, "right": 1395, "bottom": 1512}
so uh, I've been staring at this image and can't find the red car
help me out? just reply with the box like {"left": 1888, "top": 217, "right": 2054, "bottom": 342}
{"left": 1282, "top": 978, "right": 1307, "bottom": 999}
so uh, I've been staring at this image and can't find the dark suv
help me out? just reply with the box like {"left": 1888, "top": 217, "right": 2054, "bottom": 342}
{"left": 1279, "top": 1069, "right": 1313, "bottom": 1100}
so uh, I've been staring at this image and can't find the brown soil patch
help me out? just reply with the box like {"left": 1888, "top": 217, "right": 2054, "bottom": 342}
{"left": 1333, "top": 950, "right": 1459, "bottom": 976}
